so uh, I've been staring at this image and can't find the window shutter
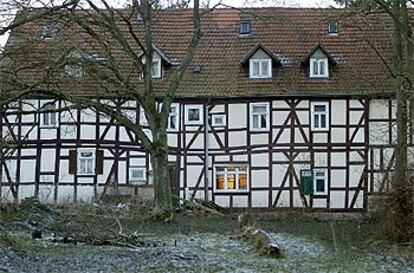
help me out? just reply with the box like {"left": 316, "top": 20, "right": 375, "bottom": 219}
{"left": 68, "top": 150, "right": 77, "bottom": 174}
{"left": 96, "top": 150, "right": 104, "bottom": 175}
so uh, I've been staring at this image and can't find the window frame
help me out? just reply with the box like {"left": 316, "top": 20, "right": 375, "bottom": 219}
{"left": 249, "top": 59, "right": 272, "bottom": 79}
{"left": 239, "top": 20, "right": 251, "bottom": 35}
{"left": 41, "top": 24, "right": 57, "bottom": 40}
{"left": 39, "top": 102, "right": 58, "bottom": 128}
{"left": 185, "top": 104, "right": 204, "bottom": 125}
{"left": 129, "top": 166, "right": 147, "bottom": 184}
{"left": 151, "top": 58, "right": 162, "bottom": 79}
{"left": 77, "top": 148, "right": 95, "bottom": 176}
{"left": 213, "top": 164, "right": 249, "bottom": 193}
{"left": 250, "top": 102, "right": 270, "bottom": 131}
{"left": 167, "top": 103, "right": 179, "bottom": 131}
{"left": 309, "top": 58, "right": 329, "bottom": 78}
{"left": 212, "top": 114, "right": 226, "bottom": 127}
{"left": 313, "top": 168, "right": 328, "bottom": 195}
{"left": 328, "top": 20, "right": 338, "bottom": 35}
{"left": 310, "top": 101, "right": 330, "bottom": 132}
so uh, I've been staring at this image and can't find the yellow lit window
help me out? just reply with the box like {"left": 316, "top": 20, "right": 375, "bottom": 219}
{"left": 215, "top": 165, "right": 248, "bottom": 191}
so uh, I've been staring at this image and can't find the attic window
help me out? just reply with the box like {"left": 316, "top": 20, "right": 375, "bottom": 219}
{"left": 42, "top": 23, "right": 57, "bottom": 40}
{"left": 193, "top": 64, "right": 202, "bottom": 73}
{"left": 239, "top": 21, "right": 251, "bottom": 35}
{"left": 310, "top": 58, "right": 329, "bottom": 78}
{"left": 328, "top": 20, "right": 338, "bottom": 35}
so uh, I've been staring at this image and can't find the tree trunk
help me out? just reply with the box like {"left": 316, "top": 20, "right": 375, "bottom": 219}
{"left": 150, "top": 130, "right": 173, "bottom": 218}
{"left": 393, "top": 88, "right": 411, "bottom": 242}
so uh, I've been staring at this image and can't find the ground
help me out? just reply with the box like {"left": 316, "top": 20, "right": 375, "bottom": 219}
{"left": 0, "top": 201, "right": 413, "bottom": 273}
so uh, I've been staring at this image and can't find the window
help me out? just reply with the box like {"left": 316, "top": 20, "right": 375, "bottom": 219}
{"left": 77, "top": 149, "right": 95, "bottom": 175}
{"left": 40, "top": 102, "right": 58, "bottom": 127}
{"left": 239, "top": 21, "right": 251, "bottom": 35}
{"left": 64, "top": 64, "right": 85, "bottom": 79}
{"left": 328, "top": 20, "right": 338, "bottom": 35}
{"left": 310, "top": 58, "right": 329, "bottom": 78}
{"left": 151, "top": 59, "right": 162, "bottom": 79}
{"left": 250, "top": 103, "right": 269, "bottom": 131}
{"left": 42, "top": 23, "right": 57, "bottom": 40}
{"left": 168, "top": 103, "right": 179, "bottom": 131}
{"left": 214, "top": 165, "right": 248, "bottom": 192}
{"left": 141, "top": 55, "right": 162, "bottom": 79}
{"left": 212, "top": 114, "right": 226, "bottom": 127}
{"left": 249, "top": 59, "right": 272, "bottom": 79}
{"left": 313, "top": 169, "right": 328, "bottom": 195}
{"left": 311, "top": 102, "right": 329, "bottom": 131}
{"left": 129, "top": 166, "right": 146, "bottom": 184}
{"left": 185, "top": 105, "right": 203, "bottom": 125}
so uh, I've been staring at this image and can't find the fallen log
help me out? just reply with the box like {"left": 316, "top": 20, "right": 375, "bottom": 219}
{"left": 237, "top": 214, "right": 282, "bottom": 258}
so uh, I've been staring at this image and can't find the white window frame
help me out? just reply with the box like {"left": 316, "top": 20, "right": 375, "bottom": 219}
{"left": 250, "top": 103, "right": 270, "bottom": 131}
{"left": 249, "top": 59, "right": 272, "bottom": 79}
{"left": 77, "top": 149, "right": 95, "bottom": 176}
{"left": 167, "top": 103, "right": 179, "bottom": 131}
{"left": 151, "top": 58, "right": 162, "bottom": 79}
{"left": 212, "top": 114, "right": 226, "bottom": 127}
{"left": 310, "top": 58, "right": 329, "bottom": 78}
{"left": 213, "top": 164, "right": 249, "bottom": 193}
{"left": 313, "top": 168, "right": 328, "bottom": 195}
{"left": 40, "top": 102, "right": 58, "bottom": 128}
{"left": 185, "top": 104, "right": 204, "bottom": 125}
{"left": 42, "top": 24, "right": 57, "bottom": 40}
{"left": 141, "top": 55, "right": 162, "bottom": 79}
{"left": 129, "top": 166, "right": 147, "bottom": 184}
{"left": 310, "top": 102, "right": 329, "bottom": 132}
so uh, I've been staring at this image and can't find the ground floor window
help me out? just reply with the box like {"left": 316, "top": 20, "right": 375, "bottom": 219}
{"left": 77, "top": 149, "right": 95, "bottom": 175}
{"left": 313, "top": 168, "right": 328, "bottom": 195}
{"left": 214, "top": 165, "right": 248, "bottom": 192}
{"left": 129, "top": 166, "right": 146, "bottom": 184}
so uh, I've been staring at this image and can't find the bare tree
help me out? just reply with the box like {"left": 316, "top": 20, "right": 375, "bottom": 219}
{"left": 8, "top": 0, "right": 212, "bottom": 218}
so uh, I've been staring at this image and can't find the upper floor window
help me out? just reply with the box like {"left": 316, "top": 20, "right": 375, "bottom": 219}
{"left": 40, "top": 102, "right": 58, "bottom": 127}
{"left": 310, "top": 102, "right": 329, "bottom": 131}
{"left": 328, "top": 20, "right": 338, "bottom": 35}
{"left": 250, "top": 103, "right": 269, "bottom": 131}
{"left": 42, "top": 23, "right": 57, "bottom": 40}
{"left": 168, "top": 103, "right": 179, "bottom": 131}
{"left": 249, "top": 59, "right": 272, "bottom": 79}
{"left": 310, "top": 58, "right": 329, "bottom": 78}
{"left": 239, "top": 20, "right": 251, "bottom": 35}
{"left": 185, "top": 104, "right": 203, "bottom": 125}
{"left": 214, "top": 165, "right": 248, "bottom": 192}
{"left": 212, "top": 114, "right": 226, "bottom": 127}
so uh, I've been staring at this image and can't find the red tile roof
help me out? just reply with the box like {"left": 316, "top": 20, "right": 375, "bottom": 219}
{"left": 4, "top": 7, "right": 398, "bottom": 97}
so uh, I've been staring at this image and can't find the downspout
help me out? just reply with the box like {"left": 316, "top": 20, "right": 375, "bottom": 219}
{"left": 204, "top": 98, "right": 211, "bottom": 201}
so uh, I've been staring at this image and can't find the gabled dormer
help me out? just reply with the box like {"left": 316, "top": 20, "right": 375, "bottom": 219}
{"left": 303, "top": 44, "right": 336, "bottom": 79}
{"left": 138, "top": 45, "right": 177, "bottom": 80}
{"left": 240, "top": 44, "right": 280, "bottom": 80}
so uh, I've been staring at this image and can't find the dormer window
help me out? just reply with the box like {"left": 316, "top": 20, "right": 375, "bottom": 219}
{"left": 239, "top": 20, "right": 251, "bottom": 35}
{"left": 42, "top": 23, "right": 57, "bottom": 40}
{"left": 151, "top": 59, "right": 162, "bottom": 78}
{"left": 328, "top": 20, "right": 338, "bottom": 35}
{"left": 250, "top": 59, "right": 271, "bottom": 79}
{"left": 310, "top": 58, "right": 329, "bottom": 78}
{"left": 142, "top": 53, "right": 162, "bottom": 79}
{"left": 64, "top": 49, "right": 86, "bottom": 80}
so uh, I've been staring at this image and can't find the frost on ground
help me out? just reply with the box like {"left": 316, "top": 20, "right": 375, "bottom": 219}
{"left": 0, "top": 231, "right": 412, "bottom": 273}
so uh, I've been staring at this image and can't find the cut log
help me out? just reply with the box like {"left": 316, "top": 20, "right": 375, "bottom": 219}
{"left": 237, "top": 214, "right": 282, "bottom": 258}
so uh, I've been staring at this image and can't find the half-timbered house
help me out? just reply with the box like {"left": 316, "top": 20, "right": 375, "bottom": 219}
{"left": 0, "top": 7, "right": 404, "bottom": 211}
